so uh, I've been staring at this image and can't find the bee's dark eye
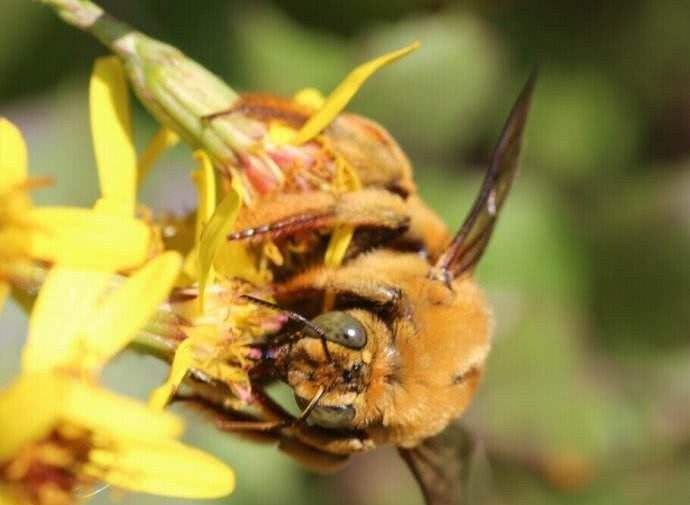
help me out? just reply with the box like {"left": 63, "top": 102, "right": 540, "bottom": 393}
{"left": 310, "top": 311, "right": 367, "bottom": 349}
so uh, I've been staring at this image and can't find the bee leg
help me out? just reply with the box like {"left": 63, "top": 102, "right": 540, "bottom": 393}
{"left": 274, "top": 266, "right": 402, "bottom": 309}
{"left": 173, "top": 390, "right": 282, "bottom": 444}
{"left": 278, "top": 437, "right": 351, "bottom": 473}
{"left": 215, "top": 419, "right": 287, "bottom": 431}
{"left": 224, "top": 386, "right": 372, "bottom": 457}
{"left": 283, "top": 423, "right": 375, "bottom": 456}
{"left": 229, "top": 189, "right": 409, "bottom": 244}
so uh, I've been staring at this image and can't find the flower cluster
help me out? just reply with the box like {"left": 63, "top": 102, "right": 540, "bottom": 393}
{"left": 2, "top": 2, "right": 419, "bottom": 502}
{"left": 0, "top": 58, "right": 235, "bottom": 504}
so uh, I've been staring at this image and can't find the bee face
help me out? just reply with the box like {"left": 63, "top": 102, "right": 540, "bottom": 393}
{"left": 287, "top": 308, "right": 396, "bottom": 430}
{"left": 276, "top": 251, "right": 492, "bottom": 446}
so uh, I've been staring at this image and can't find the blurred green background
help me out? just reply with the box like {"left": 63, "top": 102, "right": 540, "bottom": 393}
{"left": 2, "top": 0, "right": 690, "bottom": 504}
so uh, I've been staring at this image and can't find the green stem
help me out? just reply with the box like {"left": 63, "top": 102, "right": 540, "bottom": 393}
{"left": 39, "top": 0, "right": 259, "bottom": 170}
{"left": 39, "top": 0, "right": 132, "bottom": 55}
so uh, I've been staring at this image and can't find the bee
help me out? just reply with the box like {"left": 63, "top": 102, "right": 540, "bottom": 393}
{"left": 182, "top": 74, "right": 535, "bottom": 505}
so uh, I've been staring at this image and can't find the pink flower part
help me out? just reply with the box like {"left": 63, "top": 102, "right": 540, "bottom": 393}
{"left": 240, "top": 153, "right": 278, "bottom": 195}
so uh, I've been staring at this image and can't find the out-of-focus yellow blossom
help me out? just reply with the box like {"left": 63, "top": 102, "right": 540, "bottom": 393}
{"left": 0, "top": 118, "right": 149, "bottom": 314}
{"left": 89, "top": 56, "right": 137, "bottom": 216}
{"left": 0, "top": 252, "right": 236, "bottom": 504}
{"left": 0, "top": 55, "right": 189, "bottom": 312}
{"left": 22, "top": 253, "right": 181, "bottom": 374}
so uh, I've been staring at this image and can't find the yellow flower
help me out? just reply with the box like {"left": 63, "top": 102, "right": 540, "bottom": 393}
{"left": 150, "top": 151, "right": 269, "bottom": 410}
{"left": 0, "top": 56, "right": 185, "bottom": 313}
{"left": 0, "top": 252, "right": 236, "bottom": 503}
{"left": 0, "top": 119, "right": 148, "bottom": 305}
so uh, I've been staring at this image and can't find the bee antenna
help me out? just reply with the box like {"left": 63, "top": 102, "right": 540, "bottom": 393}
{"left": 242, "top": 295, "right": 333, "bottom": 361}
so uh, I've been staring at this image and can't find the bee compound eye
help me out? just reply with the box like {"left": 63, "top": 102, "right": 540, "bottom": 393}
{"left": 311, "top": 311, "right": 368, "bottom": 349}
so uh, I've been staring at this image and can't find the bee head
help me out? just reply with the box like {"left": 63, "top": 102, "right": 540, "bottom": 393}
{"left": 287, "top": 308, "right": 395, "bottom": 431}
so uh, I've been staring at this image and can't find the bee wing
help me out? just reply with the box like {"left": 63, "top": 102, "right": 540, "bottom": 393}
{"left": 398, "top": 423, "right": 493, "bottom": 505}
{"left": 433, "top": 73, "right": 536, "bottom": 281}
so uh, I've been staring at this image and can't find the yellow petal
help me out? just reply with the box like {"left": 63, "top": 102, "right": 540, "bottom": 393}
{"left": 0, "top": 372, "right": 62, "bottom": 460}
{"left": 268, "top": 121, "right": 298, "bottom": 145}
{"left": 324, "top": 158, "right": 362, "bottom": 267}
{"left": 26, "top": 206, "right": 149, "bottom": 270}
{"left": 23, "top": 269, "right": 111, "bottom": 373}
{"left": 90, "top": 56, "right": 136, "bottom": 216}
{"left": 197, "top": 187, "right": 241, "bottom": 310}
{"left": 80, "top": 251, "right": 182, "bottom": 370}
{"left": 293, "top": 87, "right": 325, "bottom": 109}
{"left": 292, "top": 41, "right": 420, "bottom": 145}
{"left": 137, "top": 127, "right": 179, "bottom": 185}
{"left": 0, "top": 282, "right": 9, "bottom": 315}
{"left": 230, "top": 168, "right": 252, "bottom": 205}
{"left": 87, "top": 438, "right": 234, "bottom": 498}
{"left": 181, "top": 245, "right": 199, "bottom": 280}
{"left": 0, "top": 118, "right": 28, "bottom": 194}
{"left": 324, "top": 225, "right": 354, "bottom": 268}
{"left": 149, "top": 339, "right": 195, "bottom": 410}
{"left": 191, "top": 150, "right": 216, "bottom": 243}
{"left": 61, "top": 380, "right": 183, "bottom": 441}
{"left": 262, "top": 240, "right": 284, "bottom": 266}
{"left": 214, "top": 240, "right": 263, "bottom": 285}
